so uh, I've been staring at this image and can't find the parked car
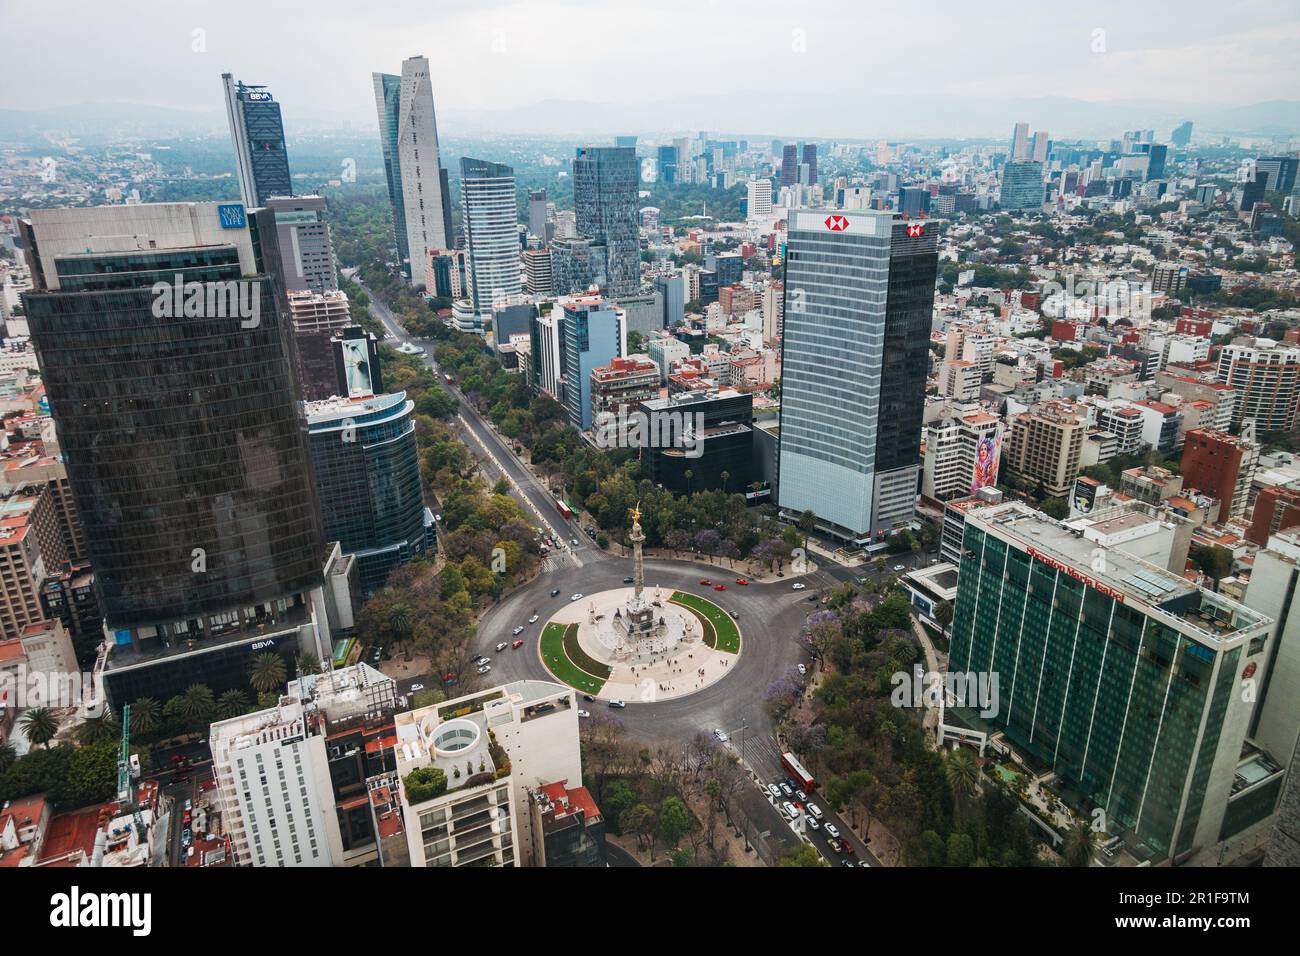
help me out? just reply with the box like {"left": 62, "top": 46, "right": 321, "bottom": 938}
{"left": 512, "top": 639, "right": 524, "bottom": 649}
{"left": 410, "top": 683, "right": 425, "bottom": 692}
{"left": 478, "top": 664, "right": 492, "bottom": 675}
{"left": 608, "top": 700, "right": 626, "bottom": 709}
{"left": 807, "top": 803, "right": 824, "bottom": 820}
{"left": 807, "top": 816, "right": 821, "bottom": 830}
{"left": 892, "top": 565, "right": 905, "bottom": 573}
{"left": 767, "top": 783, "right": 783, "bottom": 799}
{"left": 792, "top": 582, "right": 807, "bottom": 590}
{"left": 824, "top": 823, "right": 841, "bottom": 839}
{"left": 781, "top": 801, "right": 798, "bottom": 818}
{"left": 577, "top": 710, "right": 590, "bottom": 719}
{"left": 795, "top": 789, "right": 807, "bottom": 803}
{"left": 712, "top": 728, "right": 728, "bottom": 742}
{"left": 827, "top": 838, "right": 843, "bottom": 853}
{"left": 779, "top": 782, "right": 794, "bottom": 797}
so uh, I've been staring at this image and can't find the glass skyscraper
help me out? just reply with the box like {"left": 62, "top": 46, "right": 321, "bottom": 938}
{"left": 560, "top": 297, "right": 625, "bottom": 430}
{"left": 573, "top": 146, "right": 640, "bottom": 297}
{"left": 20, "top": 203, "right": 325, "bottom": 632}
{"left": 373, "top": 56, "right": 452, "bottom": 287}
{"left": 221, "top": 73, "right": 293, "bottom": 207}
{"left": 460, "top": 157, "right": 523, "bottom": 317}
{"left": 999, "top": 161, "right": 1046, "bottom": 210}
{"left": 777, "top": 209, "right": 934, "bottom": 542}
{"left": 948, "top": 501, "right": 1273, "bottom": 862}
{"left": 305, "top": 392, "right": 433, "bottom": 595}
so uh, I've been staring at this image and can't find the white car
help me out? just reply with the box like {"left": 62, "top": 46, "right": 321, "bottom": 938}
{"left": 410, "top": 683, "right": 425, "bottom": 692}
{"left": 767, "top": 783, "right": 783, "bottom": 799}
{"left": 577, "top": 710, "right": 590, "bottom": 719}
{"left": 512, "top": 625, "right": 524, "bottom": 635}
{"left": 807, "top": 816, "right": 821, "bottom": 830}
{"left": 797, "top": 663, "right": 806, "bottom": 676}
{"left": 528, "top": 614, "right": 540, "bottom": 624}
{"left": 781, "top": 801, "right": 798, "bottom": 818}
{"left": 478, "top": 664, "right": 492, "bottom": 675}
{"left": 892, "top": 565, "right": 905, "bottom": 573}
{"left": 824, "top": 823, "right": 841, "bottom": 839}
{"left": 779, "top": 782, "right": 794, "bottom": 797}
{"left": 495, "top": 642, "right": 508, "bottom": 652}
{"left": 712, "top": 728, "right": 728, "bottom": 742}
{"left": 792, "top": 582, "right": 807, "bottom": 590}
{"left": 474, "top": 655, "right": 491, "bottom": 666}
{"left": 807, "top": 803, "right": 824, "bottom": 820}
{"left": 570, "top": 593, "right": 583, "bottom": 602}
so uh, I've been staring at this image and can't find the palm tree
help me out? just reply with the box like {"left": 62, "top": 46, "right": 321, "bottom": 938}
{"left": 130, "top": 697, "right": 160, "bottom": 736}
{"left": 389, "top": 604, "right": 413, "bottom": 641}
{"left": 684, "top": 469, "right": 693, "bottom": 495}
{"left": 0, "top": 740, "right": 18, "bottom": 772}
{"left": 945, "top": 747, "right": 980, "bottom": 825}
{"left": 797, "top": 509, "right": 817, "bottom": 553}
{"left": 216, "top": 689, "right": 251, "bottom": 720}
{"left": 720, "top": 470, "right": 730, "bottom": 494}
{"left": 75, "top": 711, "right": 119, "bottom": 745}
{"left": 297, "top": 652, "right": 321, "bottom": 676}
{"left": 20, "top": 707, "right": 58, "bottom": 749}
{"left": 249, "top": 652, "right": 287, "bottom": 694}
{"left": 179, "top": 684, "right": 215, "bottom": 726}
{"left": 1063, "top": 820, "right": 1098, "bottom": 867}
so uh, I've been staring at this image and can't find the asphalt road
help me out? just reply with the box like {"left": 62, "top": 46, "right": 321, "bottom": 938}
{"left": 358, "top": 275, "right": 920, "bottom": 866}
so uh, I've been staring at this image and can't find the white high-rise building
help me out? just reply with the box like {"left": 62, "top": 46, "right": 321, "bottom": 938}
{"left": 373, "top": 56, "right": 451, "bottom": 288}
{"left": 747, "top": 178, "right": 773, "bottom": 221}
{"left": 395, "top": 680, "right": 582, "bottom": 868}
{"left": 460, "top": 157, "right": 523, "bottom": 317}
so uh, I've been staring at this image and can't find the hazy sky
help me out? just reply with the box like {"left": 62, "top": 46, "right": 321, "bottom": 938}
{"left": 2, "top": 0, "right": 1297, "bottom": 121}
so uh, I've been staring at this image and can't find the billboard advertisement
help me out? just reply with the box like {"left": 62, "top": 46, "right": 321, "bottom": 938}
{"left": 970, "top": 429, "right": 1002, "bottom": 495}
{"left": 339, "top": 338, "right": 375, "bottom": 397}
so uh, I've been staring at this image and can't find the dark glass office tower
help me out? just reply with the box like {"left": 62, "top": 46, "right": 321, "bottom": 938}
{"left": 573, "top": 146, "right": 640, "bottom": 297}
{"left": 222, "top": 74, "right": 293, "bottom": 207}
{"left": 305, "top": 392, "right": 431, "bottom": 595}
{"left": 777, "top": 210, "right": 935, "bottom": 542}
{"left": 780, "top": 144, "right": 798, "bottom": 186}
{"left": 657, "top": 145, "right": 678, "bottom": 185}
{"left": 801, "top": 143, "right": 818, "bottom": 185}
{"left": 20, "top": 203, "right": 324, "bottom": 631}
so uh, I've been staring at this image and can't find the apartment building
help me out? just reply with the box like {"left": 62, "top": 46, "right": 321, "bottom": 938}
{"left": 1181, "top": 428, "right": 1261, "bottom": 524}
{"left": 395, "top": 680, "right": 582, "bottom": 868}
{"left": 1002, "top": 400, "right": 1088, "bottom": 497}
{"left": 1216, "top": 339, "right": 1300, "bottom": 432}
{"left": 922, "top": 409, "right": 1003, "bottom": 502}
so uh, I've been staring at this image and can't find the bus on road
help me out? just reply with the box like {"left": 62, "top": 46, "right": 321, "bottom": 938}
{"left": 781, "top": 751, "right": 817, "bottom": 793}
{"left": 556, "top": 499, "right": 574, "bottom": 520}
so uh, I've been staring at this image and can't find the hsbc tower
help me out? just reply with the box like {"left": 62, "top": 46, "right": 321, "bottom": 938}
{"left": 777, "top": 209, "right": 937, "bottom": 543}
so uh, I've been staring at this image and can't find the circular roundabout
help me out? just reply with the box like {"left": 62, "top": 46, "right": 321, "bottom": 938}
{"left": 538, "top": 585, "right": 741, "bottom": 702}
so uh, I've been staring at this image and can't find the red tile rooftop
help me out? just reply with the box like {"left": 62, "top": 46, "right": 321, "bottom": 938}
{"left": 38, "top": 805, "right": 107, "bottom": 865}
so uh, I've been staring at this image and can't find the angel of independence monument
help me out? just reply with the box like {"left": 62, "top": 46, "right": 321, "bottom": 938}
{"left": 583, "top": 503, "right": 696, "bottom": 662}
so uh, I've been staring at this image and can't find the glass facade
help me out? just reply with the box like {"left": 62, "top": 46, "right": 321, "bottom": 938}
{"left": 306, "top": 393, "right": 431, "bottom": 594}
{"left": 573, "top": 147, "right": 640, "bottom": 297}
{"left": 949, "top": 516, "right": 1264, "bottom": 860}
{"left": 373, "top": 72, "right": 410, "bottom": 276}
{"left": 25, "top": 246, "right": 324, "bottom": 629}
{"left": 460, "top": 157, "right": 523, "bottom": 316}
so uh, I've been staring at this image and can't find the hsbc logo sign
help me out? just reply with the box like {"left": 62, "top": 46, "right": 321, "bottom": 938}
{"left": 824, "top": 214, "right": 849, "bottom": 231}
{"left": 906, "top": 223, "right": 925, "bottom": 238}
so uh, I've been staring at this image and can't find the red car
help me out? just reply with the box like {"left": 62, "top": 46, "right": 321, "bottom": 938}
{"left": 735, "top": 578, "right": 749, "bottom": 585}
{"left": 714, "top": 584, "right": 727, "bottom": 591}
{"left": 512, "top": 639, "right": 524, "bottom": 649}
{"left": 698, "top": 578, "right": 712, "bottom": 586}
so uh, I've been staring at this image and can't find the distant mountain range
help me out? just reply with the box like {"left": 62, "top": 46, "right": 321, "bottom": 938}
{"left": 3, "top": 94, "right": 1298, "bottom": 144}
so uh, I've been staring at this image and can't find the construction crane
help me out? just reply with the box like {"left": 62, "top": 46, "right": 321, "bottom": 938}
{"left": 116, "top": 704, "right": 145, "bottom": 836}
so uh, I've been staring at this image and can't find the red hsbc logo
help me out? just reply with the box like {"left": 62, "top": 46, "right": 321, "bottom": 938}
{"left": 824, "top": 215, "right": 849, "bottom": 231}
{"left": 906, "top": 223, "right": 925, "bottom": 237}
{"left": 1243, "top": 662, "right": 1257, "bottom": 680}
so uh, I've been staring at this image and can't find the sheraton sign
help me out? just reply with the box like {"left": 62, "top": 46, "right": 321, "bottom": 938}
{"left": 1026, "top": 546, "right": 1127, "bottom": 604}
